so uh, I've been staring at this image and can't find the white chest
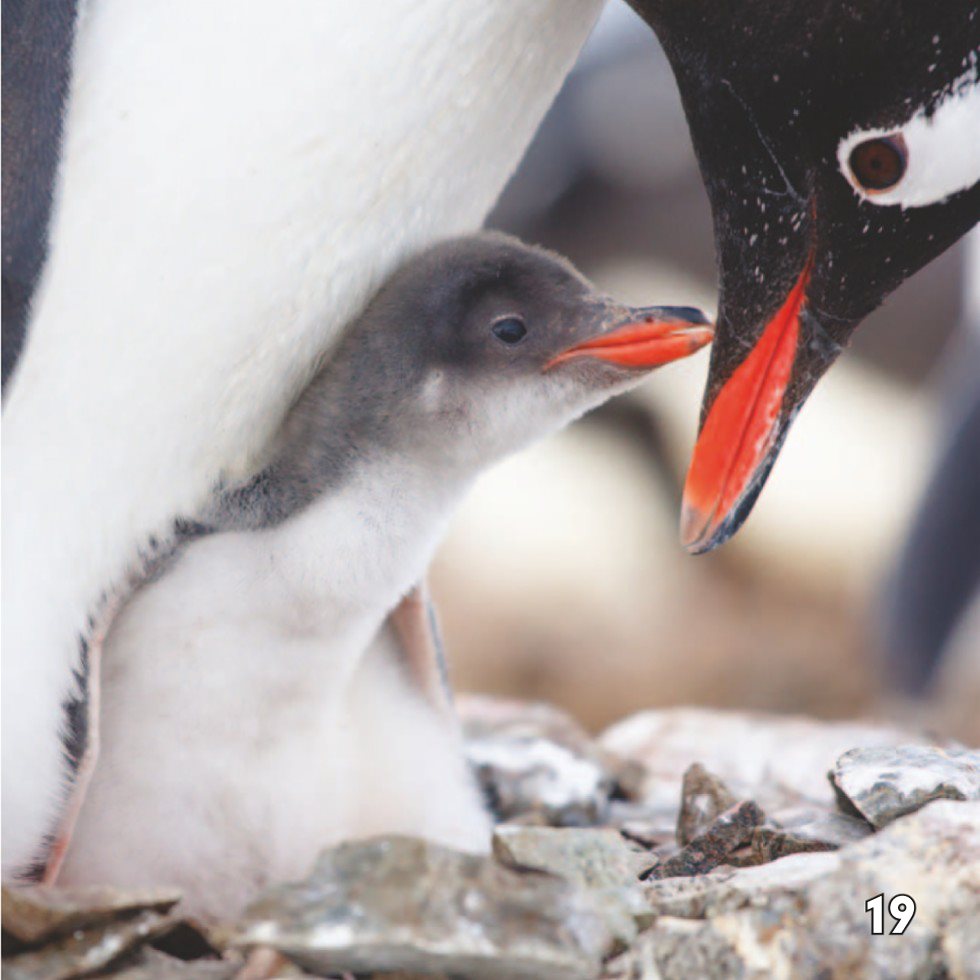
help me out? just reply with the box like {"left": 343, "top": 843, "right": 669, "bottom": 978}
{"left": 56, "top": 458, "right": 487, "bottom": 915}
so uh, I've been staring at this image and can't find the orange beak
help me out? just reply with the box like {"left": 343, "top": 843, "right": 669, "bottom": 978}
{"left": 680, "top": 256, "right": 814, "bottom": 553}
{"left": 546, "top": 306, "right": 714, "bottom": 371}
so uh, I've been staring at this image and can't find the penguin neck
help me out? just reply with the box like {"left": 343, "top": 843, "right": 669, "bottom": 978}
{"left": 261, "top": 446, "right": 472, "bottom": 623}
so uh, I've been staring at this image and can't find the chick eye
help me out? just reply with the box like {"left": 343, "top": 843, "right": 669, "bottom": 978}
{"left": 492, "top": 316, "right": 527, "bottom": 345}
{"left": 848, "top": 134, "right": 907, "bottom": 191}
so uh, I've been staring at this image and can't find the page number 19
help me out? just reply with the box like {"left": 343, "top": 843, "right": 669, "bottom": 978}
{"left": 865, "top": 893, "right": 916, "bottom": 934}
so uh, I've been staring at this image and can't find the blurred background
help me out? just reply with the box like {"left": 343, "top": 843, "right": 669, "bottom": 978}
{"left": 430, "top": 1, "right": 980, "bottom": 743}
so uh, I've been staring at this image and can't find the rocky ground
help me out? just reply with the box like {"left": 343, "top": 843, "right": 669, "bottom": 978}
{"left": 4, "top": 697, "right": 979, "bottom": 980}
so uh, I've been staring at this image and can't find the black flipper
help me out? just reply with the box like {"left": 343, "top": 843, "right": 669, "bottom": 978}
{"left": 2, "top": 0, "right": 79, "bottom": 387}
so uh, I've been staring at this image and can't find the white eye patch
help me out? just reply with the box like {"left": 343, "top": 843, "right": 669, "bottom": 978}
{"left": 836, "top": 64, "right": 980, "bottom": 208}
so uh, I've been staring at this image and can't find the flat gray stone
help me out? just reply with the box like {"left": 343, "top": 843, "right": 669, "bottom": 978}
{"left": 1, "top": 884, "right": 180, "bottom": 945}
{"left": 232, "top": 835, "right": 612, "bottom": 979}
{"left": 460, "top": 696, "right": 614, "bottom": 827}
{"left": 640, "top": 867, "right": 739, "bottom": 920}
{"left": 492, "top": 826, "right": 650, "bottom": 892}
{"left": 603, "top": 916, "right": 746, "bottom": 980}
{"left": 830, "top": 744, "right": 980, "bottom": 828}
{"left": 111, "top": 948, "right": 243, "bottom": 979}
{"left": 644, "top": 849, "right": 843, "bottom": 918}
{"left": 3, "top": 910, "right": 176, "bottom": 980}
{"left": 492, "top": 826, "right": 653, "bottom": 945}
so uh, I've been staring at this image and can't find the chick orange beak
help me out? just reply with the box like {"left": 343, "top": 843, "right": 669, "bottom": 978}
{"left": 546, "top": 306, "right": 713, "bottom": 370}
{"left": 680, "top": 256, "right": 814, "bottom": 554}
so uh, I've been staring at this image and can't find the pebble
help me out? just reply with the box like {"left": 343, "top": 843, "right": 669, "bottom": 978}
{"left": 830, "top": 744, "right": 980, "bottom": 828}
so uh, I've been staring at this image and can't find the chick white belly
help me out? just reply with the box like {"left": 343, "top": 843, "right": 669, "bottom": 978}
{"left": 57, "top": 553, "right": 365, "bottom": 907}
{"left": 0, "top": 0, "right": 602, "bottom": 871}
{"left": 58, "top": 537, "right": 490, "bottom": 917}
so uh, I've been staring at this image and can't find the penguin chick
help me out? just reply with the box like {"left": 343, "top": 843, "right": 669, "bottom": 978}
{"left": 57, "top": 232, "right": 711, "bottom": 918}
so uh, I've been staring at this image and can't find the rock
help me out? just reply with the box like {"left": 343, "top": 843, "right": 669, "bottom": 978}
{"left": 3, "top": 909, "right": 176, "bottom": 980}
{"left": 460, "top": 695, "right": 615, "bottom": 826}
{"left": 942, "top": 908, "right": 980, "bottom": 980}
{"left": 751, "top": 807, "right": 872, "bottom": 862}
{"left": 645, "top": 801, "right": 766, "bottom": 880}
{"left": 111, "top": 948, "right": 243, "bottom": 979}
{"left": 642, "top": 849, "right": 841, "bottom": 918}
{"left": 830, "top": 744, "right": 980, "bottom": 828}
{"left": 639, "top": 868, "right": 737, "bottom": 920}
{"left": 781, "top": 799, "right": 980, "bottom": 978}
{"left": 618, "top": 800, "right": 980, "bottom": 979}
{"left": 675, "top": 764, "right": 737, "bottom": 846}
{"left": 1, "top": 884, "right": 180, "bottom": 945}
{"left": 600, "top": 707, "right": 931, "bottom": 812}
{"left": 602, "top": 916, "right": 745, "bottom": 980}
{"left": 232, "top": 835, "right": 612, "bottom": 979}
{"left": 492, "top": 826, "right": 650, "bottom": 893}
{"left": 8, "top": 705, "right": 970, "bottom": 980}
{"left": 705, "top": 850, "right": 847, "bottom": 912}
{"left": 492, "top": 826, "right": 653, "bottom": 945}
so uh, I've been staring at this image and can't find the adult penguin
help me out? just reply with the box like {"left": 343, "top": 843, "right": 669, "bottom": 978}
{"left": 626, "top": 0, "right": 980, "bottom": 552}
{"left": 1, "top": 0, "right": 606, "bottom": 877}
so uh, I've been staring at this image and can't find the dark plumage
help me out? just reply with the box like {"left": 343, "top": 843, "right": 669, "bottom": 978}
{"left": 628, "top": 0, "right": 980, "bottom": 551}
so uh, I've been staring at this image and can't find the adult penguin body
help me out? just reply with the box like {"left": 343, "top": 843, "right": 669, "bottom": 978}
{"left": 627, "top": 0, "right": 980, "bottom": 552}
{"left": 1, "top": 0, "right": 605, "bottom": 876}
{"left": 882, "top": 232, "right": 980, "bottom": 693}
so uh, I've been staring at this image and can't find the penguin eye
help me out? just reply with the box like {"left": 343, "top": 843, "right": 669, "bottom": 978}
{"left": 491, "top": 316, "right": 527, "bottom": 346}
{"left": 837, "top": 75, "right": 980, "bottom": 208}
{"left": 848, "top": 135, "right": 907, "bottom": 192}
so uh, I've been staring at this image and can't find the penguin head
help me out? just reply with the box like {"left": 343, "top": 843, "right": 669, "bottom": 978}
{"left": 341, "top": 232, "right": 712, "bottom": 468}
{"left": 629, "top": 0, "right": 980, "bottom": 552}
